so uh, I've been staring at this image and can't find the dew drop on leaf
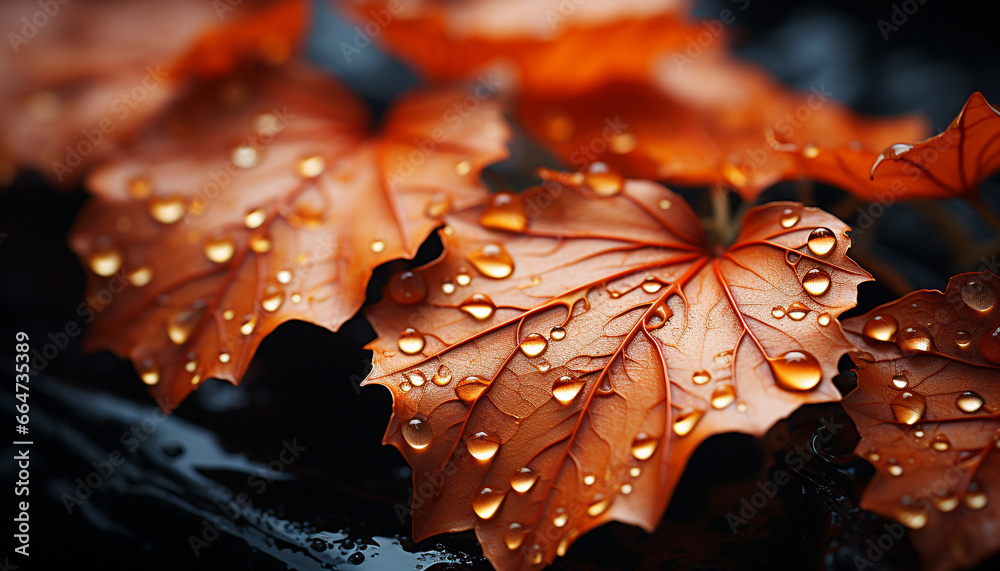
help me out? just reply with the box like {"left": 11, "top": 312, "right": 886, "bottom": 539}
{"left": 891, "top": 373, "right": 909, "bottom": 389}
{"left": 455, "top": 375, "right": 490, "bottom": 403}
{"left": 480, "top": 192, "right": 528, "bottom": 232}
{"left": 711, "top": 384, "right": 737, "bottom": 409}
{"left": 786, "top": 302, "right": 809, "bottom": 321}
{"left": 802, "top": 268, "right": 832, "bottom": 296}
{"left": 467, "top": 432, "right": 500, "bottom": 461}
{"left": 550, "top": 326, "right": 566, "bottom": 340}
{"left": 779, "top": 207, "right": 800, "bottom": 228}
{"left": 552, "top": 376, "right": 584, "bottom": 403}
{"left": 960, "top": 277, "right": 998, "bottom": 311}
{"left": 956, "top": 391, "right": 985, "bottom": 413}
{"left": 630, "top": 433, "right": 657, "bottom": 460}
{"left": 862, "top": 314, "right": 898, "bottom": 341}
{"left": 806, "top": 227, "right": 836, "bottom": 256}
{"left": 432, "top": 365, "right": 452, "bottom": 387}
{"left": 468, "top": 243, "right": 514, "bottom": 279}
{"left": 387, "top": 271, "right": 427, "bottom": 305}
{"left": 519, "top": 333, "right": 548, "bottom": 357}
{"left": 397, "top": 327, "right": 425, "bottom": 354}
{"left": 504, "top": 523, "right": 527, "bottom": 550}
{"left": 672, "top": 408, "right": 703, "bottom": 436}
{"left": 402, "top": 416, "right": 432, "bottom": 450}
{"left": 511, "top": 467, "right": 537, "bottom": 493}
{"left": 692, "top": 370, "right": 711, "bottom": 385}
{"left": 896, "top": 325, "right": 933, "bottom": 353}
{"left": 771, "top": 350, "right": 822, "bottom": 391}
{"left": 204, "top": 235, "right": 235, "bottom": 264}
{"left": 891, "top": 391, "right": 926, "bottom": 425}
{"left": 472, "top": 488, "right": 504, "bottom": 519}
{"left": 932, "top": 434, "right": 951, "bottom": 451}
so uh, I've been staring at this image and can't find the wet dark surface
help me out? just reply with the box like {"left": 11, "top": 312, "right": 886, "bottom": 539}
{"left": 2, "top": 0, "right": 1000, "bottom": 569}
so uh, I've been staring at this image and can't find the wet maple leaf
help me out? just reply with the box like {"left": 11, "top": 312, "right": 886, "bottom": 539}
{"left": 802, "top": 92, "right": 1000, "bottom": 202}
{"left": 363, "top": 167, "right": 871, "bottom": 569}
{"left": 336, "top": 0, "right": 696, "bottom": 95}
{"left": 518, "top": 52, "right": 928, "bottom": 201}
{"left": 0, "top": 0, "right": 307, "bottom": 184}
{"left": 842, "top": 271, "right": 1000, "bottom": 571}
{"left": 69, "top": 64, "right": 510, "bottom": 407}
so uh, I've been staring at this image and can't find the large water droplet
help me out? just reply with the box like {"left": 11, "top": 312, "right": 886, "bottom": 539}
{"left": 511, "top": 467, "right": 538, "bottom": 493}
{"left": 672, "top": 408, "right": 703, "bottom": 436}
{"left": 954, "top": 330, "right": 971, "bottom": 347}
{"left": 891, "top": 391, "right": 926, "bottom": 425}
{"left": 802, "top": 268, "right": 832, "bottom": 296}
{"left": 896, "top": 325, "right": 933, "bottom": 353}
{"left": 779, "top": 208, "right": 800, "bottom": 228}
{"left": 433, "top": 365, "right": 452, "bottom": 386}
{"left": 504, "top": 523, "right": 527, "bottom": 550}
{"left": 771, "top": 350, "right": 822, "bottom": 391}
{"left": 964, "top": 486, "right": 988, "bottom": 510}
{"left": 897, "top": 507, "right": 927, "bottom": 530}
{"left": 480, "top": 192, "right": 528, "bottom": 232}
{"left": 125, "top": 265, "right": 153, "bottom": 287}
{"left": 467, "top": 432, "right": 500, "bottom": 461}
{"left": 956, "top": 391, "right": 985, "bottom": 413}
{"left": 468, "top": 243, "right": 514, "bottom": 279}
{"left": 863, "top": 314, "right": 898, "bottom": 342}
{"left": 89, "top": 242, "right": 123, "bottom": 277}
{"left": 641, "top": 278, "right": 663, "bottom": 293}
{"left": 771, "top": 306, "right": 786, "bottom": 319}
{"left": 550, "top": 326, "right": 567, "bottom": 340}
{"left": 630, "top": 433, "right": 658, "bottom": 460}
{"left": 148, "top": 197, "right": 185, "bottom": 224}
{"left": 817, "top": 313, "right": 832, "bottom": 327}
{"left": 406, "top": 370, "right": 426, "bottom": 387}
{"left": 692, "top": 370, "right": 711, "bottom": 385}
{"left": 460, "top": 293, "right": 496, "bottom": 320}
{"left": 520, "top": 333, "right": 548, "bottom": 357}
{"left": 167, "top": 308, "right": 203, "bottom": 345}
{"left": 204, "top": 235, "right": 235, "bottom": 264}
{"left": 933, "top": 494, "right": 959, "bottom": 512}
{"left": 786, "top": 302, "right": 809, "bottom": 321}
{"left": 472, "top": 488, "right": 504, "bottom": 519}
{"left": 139, "top": 360, "right": 160, "bottom": 385}
{"left": 240, "top": 314, "right": 258, "bottom": 336}
{"left": 244, "top": 208, "right": 266, "bottom": 229}
{"left": 261, "top": 286, "right": 284, "bottom": 312}
{"left": 891, "top": 373, "right": 909, "bottom": 389}
{"left": 806, "top": 228, "right": 836, "bottom": 256}
{"left": 552, "top": 376, "right": 584, "bottom": 404}
{"left": 583, "top": 163, "right": 623, "bottom": 196}
{"left": 552, "top": 508, "right": 568, "bottom": 528}
{"left": 711, "top": 384, "right": 737, "bottom": 409}
{"left": 402, "top": 416, "right": 432, "bottom": 450}
{"left": 456, "top": 375, "right": 490, "bottom": 403}
{"left": 387, "top": 271, "right": 427, "bottom": 305}
{"left": 960, "top": 277, "right": 998, "bottom": 311}
{"left": 932, "top": 434, "right": 951, "bottom": 451}
{"left": 397, "top": 328, "right": 425, "bottom": 355}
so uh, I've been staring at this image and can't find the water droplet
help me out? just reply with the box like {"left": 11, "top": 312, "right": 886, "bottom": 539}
{"left": 460, "top": 293, "right": 496, "bottom": 320}
{"left": 388, "top": 271, "right": 427, "bottom": 305}
{"left": 511, "top": 467, "right": 538, "bottom": 493}
{"left": 964, "top": 487, "right": 988, "bottom": 510}
{"left": 232, "top": 144, "right": 259, "bottom": 168}
{"left": 204, "top": 235, "right": 235, "bottom": 263}
{"left": 126, "top": 266, "right": 153, "bottom": 287}
{"left": 587, "top": 494, "right": 613, "bottom": 516}
{"left": 520, "top": 333, "right": 548, "bottom": 357}
{"left": 673, "top": 408, "right": 703, "bottom": 436}
{"left": 621, "top": 483, "right": 633, "bottom": 495}
{"left": 802, "top": 143, "right": 819, "bottom": 159}
{"left": 456, "top": 375, "right": 490, "bottom": 403}
{"left": 218, "top": 351, "right": 231, "bottom": 363}
{"left": 433, "top": 365, "right": 452, "bottom": 386}
{"left": 139, "top": 360, "right": 159, "bottom": 385}
{"left": 552, "top": 376, "right": 584, "bottom": 403}
{"left": 787, "top": 302, "right": 809, "bottom": 321}
{"left": 771, "top": 306, "right": 786, "bottom": 319}
{"left": 529, "top": 546, "right": 544, "bottom": 566}
{"left": 641, "top": 278, "right": 662, "bottom": 293}
{"left": 472, "top": 488, "right": 504, "bottom": 519}
{"left": 817, "top": 313, "right": 832, "bottom": 326}
{"left": 290, "top": 293, "right": 302, "bottom": 304}
{"left": 402, "top": 416, "right": 432, "bottom": 450}
{"left": 397, "top": 328, "right": 425, "bottom": 355}
{"left": 425, "top": 193, "right": 450, "bottom": 218}
{"left": 692, "top": 370, "right": 711, "bottom": 385}
{"left": 956, "top": 391, "right": 985, "bottom": 413}
{"left": 802, "top": 268, "right": 832, "bottom": 296}
{"left": 262, "top": 286, "right": 284, "bottom": 312}
{"left": 480, "top": 192, "right": 528, "bottom": 232}
{"left": 629, "top": 467, "right": 641, "bottom": 478}
{"left": 128, "top": 178, "right": 152, "bottom": 199}
{"left": 552, "top": 509, "right": 568, "bottom": 528}
{"left": 914, "top": 430, "right": 924, "bottom": 438}
{"left": 984, "top": 324, "right": 1000, "bottom": 364}
{"left": 867, "top": 452, "right": 881, "bottom": 462}
{"left": 897, "top": 507, "right": 926, "bottom": 529}
{"left": 583, "top": 475, "right": 596, "bottom": 486}
{"left": 453, "top": 159, "right": 473, "bottom": 176}
{"left": 406, "top": 370, "right": 426, "bottom": 387}
{"left": 456, "top": 271, "right": 471, "bottom": 287}
{"left": 891, "top": 373, "right": 909, "bottom": 389}
{"left": 167, "top": 308, "right": 203, "bottom": 345}
{"left": 887, "top": 462, "right": 903, "bottom": 476}
{"left": 535, "top": 358, "right": 551, "bottom": 372}
{"left": 771, "top": 350, "right": 822, "bottom": 391}
{"left": 863, "top": 314, "right": 898, "bottom": 341}
{"left": 469, "top": 243, "right": 514, "bottom": 279}
{"left": 504, "top": 523, "right": 527, "bottom": 550}
{"left": 185, "top": 359, "right": 197, "bottom": 373}
{"left": 932, "top": 434, "right": 951, "bottom": 451}
{"left": 786, "top": 250, "right": 801, "bottom": 265}
{"left": 399, "top": 381, "right": 412, "bottom": 392}
{"left": 370, "top": 239, "right": 386, "bottom": 253}
{"left": 89, "top": 243, "right": 123, "bottom": 277}
{"left": 891, "top": 391, "right": 926, "bottom": 425}
{"left": 631, "top": 433, "right": 658, "bottom": 460}
{"left": 249, "top": 233, "right": 271, "bottom": 253}
{"left": 441, "top": 279, "right": 456, "bottom": 295}
{"left": 658, "top": 199, "right": 672, "bottom": 210}
{"left": 960, "top": 277, "right": 998, "bottom": 311}
{"left": 240, "top": 314, "right": 258, "bottom": 335}
{"left": 297, "top": 155, "right": 325, "bottom": 178}
{"left": 645, "top": 303, "right": 671, "bottom": 329}
{"left": 871, "top": 144, "right": 914, "bottom": 175}
{"left": 897, "top": 325, "right": 933, "bottom": 353}
{"left": 711, "top": 384, "right": 737, "bottom": 409}
{"left": 467, "top": 432, "right": 500, "bottom": 461}
{"left": 933, "top": 494, "right": 959, "bottom": 512}
{"left": 806, "top": 228, "right": 836, "bottom": 256}
{"left": 550, "top": 326, "right": 566, "bottom": 340}
{"left": 779, "top": 208, "right": 800, "bottom": 228}
{"left": 954, "top": 330, "right": 971, "bottom": 347}
{"left": 148, "top": 197, "right": 185, "bottom": 224}
{"left": 222, "top": 309, "right": 235, "bottom": 321}
{"left": 244, "top": 209, "right": 266, "bottom": 229}
{"left": 610, "top": 133, "right": 637, "bottom": 154}
{"left": 582, "top": 163, "right": 623, "bottom": 196}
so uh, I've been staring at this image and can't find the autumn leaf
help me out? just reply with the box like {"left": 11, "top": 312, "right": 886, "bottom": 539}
{"left": 336, "top": 0, "right": 697, "bottom": 95}
{"left": 802, "top": 92, "right": 1000, "bottom": 202}
{"left": 842, "top": 271, "right": 1000, "bottom": 571}
{"left": 363, "top": 167, "right": 871, "bottom": 569}
{"left": 69, "top": 64, "right": 510, "bottom": 407}
{"left": 0, "top": 0, "right": 307, "bottom": 184}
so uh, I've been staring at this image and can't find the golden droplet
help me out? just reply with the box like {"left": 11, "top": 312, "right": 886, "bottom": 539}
{"left": 582, "top": 162, "right": 624, "bottom": 196}
{"left": 887, "top": 462, "right": 903, "bottom": 476}
{"left": 629, "top": 467, "right": 641, "bottom": 478}
{"left": 802, "top": 268, "right": 832, "bottom": 296}
{"left": 504, "top": 523, "right": 527, "bottom": 550}
{"left": 610, "top": 133, "right": 638, "bottom": 154}
{"left": 480, "top": 192, "right": 527, "bottom": 232}
{"left": 863, "top": 314, "right": 898, "bottom": 342}
{"left": 167, "top": 308, "right": 203, "bottom": 345}
{"left": 552, "top": 376, "right": 584, "bottom": 404}
{"left": 956, "top": 391, "right": 985, "bottom": 413}
{"left": 817, "top": 313, "right": 832, "bottom": 326}
{"left": 672, "top": 408, "right": 704, "bottom": 436}
{"left": 552, "top": 509, "right": 568, "bottom": 528}
{"left": 891, "top": 373, "right": 909, "bottom": 389}
{"left": 641, "top": 278, "right": 662, "bottom": 293}
{"left": 441, "top": 279, "right": 456, "bottom": 295}
{"left": 126, "top": 266, "right": 153, "bottom": 287}
{"left": 621, "top": 484, "right": 633, "bottom": 495}
{"left": 771, "top": 306, "right": 786, "bottom": 319}
{"left": 467, "top": 432, "right": 500, "bottom": 461}
{"left": 232, "top": 144, "right": 259, "bottom": 168}
{"left": 711, "top": 384, "right": 737, "bottom": 409}
{"left": 454, "top": 159, "right": 473, "bottom": 176}
{"left": 802, "top": 143, "right": 820, "bottom": 159}
{"left": 387, "top": 271, "right": 427, "bottom": 305}
{"left": 891, "top": 391, "right": 926, "bottom": 425}
{"left": 244, "top": 209, "right": 266, "bottom": 229}
{"left": 511, "top": 467, "right": 538, "bottom": 493}
{"left": 658, "top": 199, "right": 672, "bottom": 210}
{"left": 204, "top": 235, "right": 235, "bottom": 264}
{"left": 587, "top": 494, "right": 613, "bottom": 516}
{"left": 692, "top": 370, "right": 711, "bottom": 385}
{"left": 297, "top": 155, "right": 325, "bottom": 178}
{"left": 455, "top": 375, "right": 490, "bottom": 403}
{"left": 432, "top": 365, "right": 452, "bottom": 386}
{"left": 402, "top": 416, "right": 432, "bottom": 450}
{"left": 185, "top": 359, "right": 197, "bottom": 373}
{"left": 406, "top": 370, "right": 426, "bottom": 387}
{"left": 954, "top": 330, "right": 972, "bottom": 348}
{"left": 933, "top": 494, "right": 959, "bottom": 512}
{"left": 240, "top": 314, "right": 258, "bottom": 336}
{"left": 89, "top": 243, "right": 123, "bottom": 277}
{"left": 468, "top": 243, "right": 515, "bottom": 279}
{"left": 631, "top": 433, "right": 658, "bottom": 460}
{"left": 399, "top": 381, "right": 412, "bottom": 392}
{"left": 771, "top": 350, "right": 822, "bottom": 391}
{"left": 128, "top": 178, "right": 152, "bottom": 199}
{"left": 218, "top": 351, "right": 232, "bottom": 363}
{"left": 932, "top": 434, "right": 951, "bottom": 451}
{"left": 472, "top": 488, "right": 504, "bottom": 519}
{"left": 425, "top": 193, "right": 451, "bottom": 218}
{"left": 290, "top": 293, "right": 302, "bottom": 304}
{"left": 222, "top": 309, "right": 235, "bottom": 321}
{"left": 787, "top": 302, "right": 809, "bottom": 321}
{"left": 550, "top": 326, "right": 567, "bottom": 340}
{"left": 779, "top": 208, "right": 800, "bottom": 228}
{"left": 148, "top": 197, "right": 185, "bottom": 224}
{"left": 460, "top": 293, "right": 496, "bottom": 320}
{"left": 807, "top": 228, "right": 836, "bottom": 256}
{"left": 139, "top": 360, "right": 160, "bottom": 386}
{"left": 964, "top": 488, "right": 988, "bottom": 510}
{"left": 897, "top": 508, "right": 927, "bottom": 530}
{"left": 370, "top": 239, "right": 386, "bottom": 253}
{"left": 960, "top": 277, "right": 998, "bottom": 311}
{"left": 519, "top": 333, "right": 548, "bottom": 357}
{"left": 397, "top": 327, "right": 424, "bottom": 355}
{"left": 276, "top": 269, "right": 292, "bottom": 284}
{"left": 455, "top": 271, "right": 471, "bottom": 287}
{"left": 583, "top": 475, "right": 596, "bottom": 486}
{"left": 249, "top": 233, "right": 271, "bottom": 253}
{"left": 261, "top": 286, "right": 284, "bottom": 312}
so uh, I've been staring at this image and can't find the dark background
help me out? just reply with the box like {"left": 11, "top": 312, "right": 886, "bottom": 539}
{"left": 2, "top": 0, "right": 999, "bottom": 569}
